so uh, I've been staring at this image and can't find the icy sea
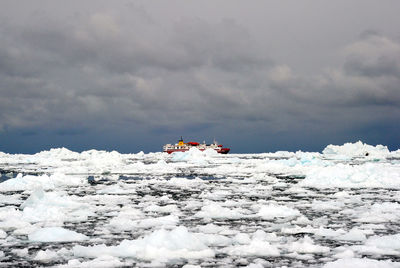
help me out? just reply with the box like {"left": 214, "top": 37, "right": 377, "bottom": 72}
{"left": 1, "top": 142, "right": 400, "bottom": 268}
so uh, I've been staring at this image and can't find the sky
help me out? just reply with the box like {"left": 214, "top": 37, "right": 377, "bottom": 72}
{"left": 0, "top": 0, "right": 399, "bottom": 154}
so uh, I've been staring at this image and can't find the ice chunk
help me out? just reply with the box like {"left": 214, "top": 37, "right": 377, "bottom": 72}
{"left": 195, "top": 203, "right": 244, "bottom": 219}
{"left": 287, "top": 236, "right": 330, "bottom": 254}
{"left": 171, "top": 147, "right": 217, "bottom": 163}
{"left": 0, "top": 173, "right": 85, "bottom": 192}
{"left": 197, "top": 223, "right": 226, "bottom": 234}
{"left": 365, "top": 234, "right": 400, "bottom": 251}
{"left": 323, "top": 258, "right": 400, "bottom": 268}
{"left": 73, "top": 226, "right": 214, "bottom": 261}
{"left": 144, "top": 204, "right": 180, "bottom": 214}
{"left": 59, "top": 256, "right": 125, "bottom": 268}
{"left": 20, "top": 188, "right": 93, "bottom": 223}
{"left": 29, "top": 227, "right": 88, "bottom": 242}
{"left": 314, "top": 227, "right": 346, "bottom": 238}
{"left": 0, "top": 229, "right": 7, "bottom": 239}
{"left": 323, "top": 141, "right": 389, "bottom": 159}
{"left": 11, "top": 248, "right": 29, "bottom": 257}
{"left": 332, "top": 248, "right": 355, "bottom": 259}
{"left": 336, "top": 228, "right": 367, "bottom": 242}
{"left": 33, "top": 249, "right": 58, "bottom": 262}
{"left": 257, "top": 203, "right": 301, "bottom": 220}
{"left": 233, "top": 233, "right": 252, "bottom": 244}
{"left": 355, "top": 202, "right": 400, "bottom": 223}
{"left": 300, "top": 163, "right": 400, "bottom": 189}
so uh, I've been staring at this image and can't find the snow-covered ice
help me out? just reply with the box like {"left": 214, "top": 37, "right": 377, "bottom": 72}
{"left": 0, "top": 141, "right": 399, "bottom": 267}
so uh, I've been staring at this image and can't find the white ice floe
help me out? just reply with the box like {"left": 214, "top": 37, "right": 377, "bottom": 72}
{"left": 73, "top": 226, "right": 214, "bottom": 261}
{"left": 195, "top": 203, "right": 244, "bottom": 220}
{"left": 20, "top": 188, "right": 94, "bottom": 224}
{"left": 171, "top": 148, "right": 218, "bottom": 163}
{"left": 29, "top": 227, "right": 88, "bottom": 242}
{"left": 335, "top": 228, "right": 367, "bottom": 242}
{"left": 323, "top": 258, "right": 400, "bottom": 268}
{"left": 223, "top": 230, "right": 280, "bottom": 257}
{"left": 287, "top": 236, "right": 330, "bottom": 254}
{"left": 59, "top": 256, "right": 126, "bottom": 268}
{"left": 299, "top": 163, "right": 400, "bottom": 189}
{"left": 355, "top": 202, "right": 400, "bottom": 223}
{"left": 0, "top": 229, "right": 7, "bottom": 239}
{"left": 365, "top": 233, "right": 400, "bottom": 251}
{"left": 0, "top": 173, "right": 85, "bottom": 192}
{"left": 33, "top": 249, "right": 59, "bottom": 262}
{"left": 323, "top": 141, "right": 390, "bottom": 159}
{"left": 257, "top": 203, "right": 301, "bottom": 220}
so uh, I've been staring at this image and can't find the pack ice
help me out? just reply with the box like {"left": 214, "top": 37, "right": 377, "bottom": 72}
{"left": 0, "top": 141, "right": 400, "bottom": 267}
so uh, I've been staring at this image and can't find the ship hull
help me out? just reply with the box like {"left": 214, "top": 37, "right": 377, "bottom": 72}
{"left": 165, "top": 148, "right": 230, "bottom": 154}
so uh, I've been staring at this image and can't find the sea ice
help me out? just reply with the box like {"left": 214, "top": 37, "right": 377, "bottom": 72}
{"left": 323, "top": 141, "right": 390, "bottom": 159}
{"left": 257, "top": 203, "right": 301, "bottom": 220}
{"left": 28, "top": 227, "right": 88, "bottom": 242}
{"left": 73, "top": 226, "right": 214, "bottom": 261}
{"left": 33, "top": 249, "right": 59, "bottom": 262}
{"left": 0, "top": 141, "right": 399, "bottom": 267}
{"left": 323, "top": 258, "right": 400, "bottom": 268}
{"left": 287, "top": 236, "right": 330, "bottom": 254}
{"left": 195, "top": 203, "right": 244, "bottom": 219}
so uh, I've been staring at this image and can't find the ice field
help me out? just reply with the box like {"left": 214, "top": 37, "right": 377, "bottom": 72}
{"left": 1, "top": 141, "right": 400, "bottom": 267}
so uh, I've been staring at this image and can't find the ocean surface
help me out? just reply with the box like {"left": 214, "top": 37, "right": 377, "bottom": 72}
{"left": 0, "top": 141, "right": 400, "bottom": 267}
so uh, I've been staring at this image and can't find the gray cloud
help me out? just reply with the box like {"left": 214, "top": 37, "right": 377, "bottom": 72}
{"left": 0, "top": 1, "right": 399, "bottom": 152}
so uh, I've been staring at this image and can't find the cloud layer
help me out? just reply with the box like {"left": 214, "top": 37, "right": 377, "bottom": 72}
{"left": 0, "top": 1, "right": 399, "bottom": 152}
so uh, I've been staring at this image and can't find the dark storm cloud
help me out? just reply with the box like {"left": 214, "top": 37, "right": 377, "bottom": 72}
{"left": 0, "top": 1, "right": 399, "bottom": 152}
{"left": 0, "top": 6, "right": 276, "bottom": 133}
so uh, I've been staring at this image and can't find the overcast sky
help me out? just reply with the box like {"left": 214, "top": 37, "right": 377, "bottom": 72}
{"left": 1, "top": 0, "right": 399, "bottom": 153}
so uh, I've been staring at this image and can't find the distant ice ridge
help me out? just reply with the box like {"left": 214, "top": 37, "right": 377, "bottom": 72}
{"left": 322, "top": 141, "right": 390, "bottom": 159}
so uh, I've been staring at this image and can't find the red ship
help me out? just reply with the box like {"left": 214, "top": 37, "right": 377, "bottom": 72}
{"left": 163, "top": 137, "right": 230, "bottom": 154}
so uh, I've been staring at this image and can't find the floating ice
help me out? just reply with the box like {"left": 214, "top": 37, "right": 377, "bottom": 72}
{"left": 223, "top": 230, "right": 280, "bottom": 257}
{"left": 73, "top": 226, "right": 214, "bottom": 261}
{"left": 29, "top": 227, "right": 88, "bottom": 242}
{"left": 33, "top": 249, "right": 59, "bottom": 262}
{"left": 20, "top": 188, "right": 93, "bottom": 223}
{"left": 299, "top": 163, "right": 400, "bottom": 189}
{"left": 365, "top": 234, "right": 400, "bottom": 251}
{"left": 1, "top": 142, "right": 400, "bottom": 267}
{"left": 257, "top": 203, "right": 301, "bottom": 220}
{"left": 59, "top": 256, "right": 125, "bottom": 268}
{"left": 195, "top": 202, "right": 244, "bottom": 219}
{"left": 171, "top": 147, "right": 217, "bottom": 163}
{"left": 0, "top": 229, "right": 6, "bottom": 239}
{"left": 323, "top": 258, "right": 400, "bottom": 268}
{"left": 287, "top": 236, "right": 330, "bottom": 254}
{"left": 0, "top": 173, "right": 85, "bottom": 192}
{"left": 336, "top": 228, "right": 367, "bottom": 242}
{"left": 323, "top": 141, "right": 390, "bottom": 159}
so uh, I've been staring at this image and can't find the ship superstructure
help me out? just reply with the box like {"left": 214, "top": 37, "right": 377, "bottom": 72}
{"left": 163, "top": 137, "right": 230, "bottom": 154}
